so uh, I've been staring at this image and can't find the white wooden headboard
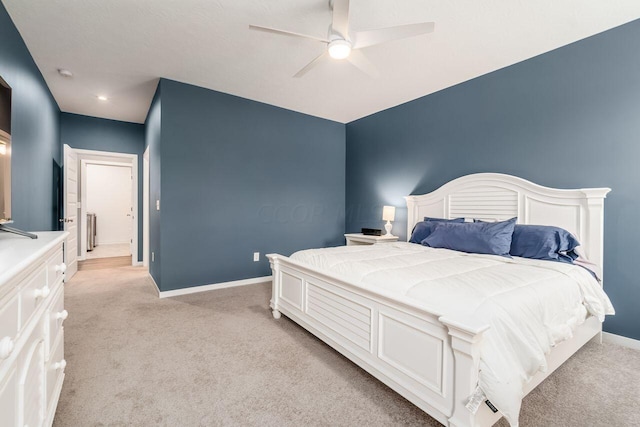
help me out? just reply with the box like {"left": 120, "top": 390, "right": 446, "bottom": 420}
{"left": 405, "top": 173, "right": 610, "bottom": 269}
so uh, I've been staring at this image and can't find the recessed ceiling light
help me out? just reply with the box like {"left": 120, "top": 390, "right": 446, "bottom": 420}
{"left": 97, "top": 95, "right": 108, "bottom": 101}
{"left": 57, "top": 68, "right": 73, "bottom": 78}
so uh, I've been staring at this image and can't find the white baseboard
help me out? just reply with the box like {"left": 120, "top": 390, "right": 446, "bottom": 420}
{"left": 156, "top": 275, "right": 272, "bottom": 299}
{"left": 133, "top": 261, "right": 143, "bottom": 266}
{"left": 602, "top": 332, "right": 640, "bottom": 350}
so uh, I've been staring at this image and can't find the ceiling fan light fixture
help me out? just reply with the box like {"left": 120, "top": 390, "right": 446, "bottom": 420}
{"left": 328, "top": 39, "right": 351, "bottom": 59}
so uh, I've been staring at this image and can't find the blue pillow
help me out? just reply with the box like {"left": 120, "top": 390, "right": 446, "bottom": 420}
{"left": 424, "top": 216, "right": 464, "bottom": 222}
{"left": 422, "top": 217, "right": 517, "bottom": 256}
{"left": 510, "top": 225, "right": 580, "bottom": 263}
{"left": 409, "top": 217, "right": 465, "bottom": 244}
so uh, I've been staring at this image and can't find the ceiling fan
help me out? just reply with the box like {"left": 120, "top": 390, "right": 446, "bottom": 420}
{"left": 249, "top": 0, "right": 435, "bottom": 78}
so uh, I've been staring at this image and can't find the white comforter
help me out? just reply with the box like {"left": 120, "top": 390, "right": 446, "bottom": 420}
{"left": 290, "top": 242, "right": 614, "bottom": 426}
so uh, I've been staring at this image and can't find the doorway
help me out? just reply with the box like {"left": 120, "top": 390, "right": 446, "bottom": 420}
{"left": 84, "top": 163, "right": 132, "bottom": 260}
{"left": 67, "top": 148, "right": 139, "bottom": 269}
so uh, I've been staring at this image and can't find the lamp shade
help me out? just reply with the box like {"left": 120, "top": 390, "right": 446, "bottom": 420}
{"left": 382, "top": 206, "right": 396, "bottom": 222}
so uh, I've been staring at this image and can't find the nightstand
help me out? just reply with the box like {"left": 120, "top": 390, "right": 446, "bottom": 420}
{"left": 344, "top": 233, "right": 399, "bottom": 246}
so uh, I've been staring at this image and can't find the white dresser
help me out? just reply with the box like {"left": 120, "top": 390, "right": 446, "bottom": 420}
{"left": 0, "top": 231, "right": 68, "bottom": 427}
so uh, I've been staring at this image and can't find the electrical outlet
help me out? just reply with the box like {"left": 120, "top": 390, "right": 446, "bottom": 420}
{"left": 253, "top": 252, "right": 260, "bottom": 262}
{"left": 151, "top": 252, "right": 155, "bottom": 262}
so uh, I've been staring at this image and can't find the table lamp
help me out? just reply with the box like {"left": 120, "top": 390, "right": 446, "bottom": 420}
{"left": 382, "top": 206, "right": 396, "bottom": 236}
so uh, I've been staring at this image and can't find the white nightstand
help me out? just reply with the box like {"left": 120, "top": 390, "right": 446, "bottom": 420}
{"left": 344, "top": 233, "right": 399, "bottom": 246}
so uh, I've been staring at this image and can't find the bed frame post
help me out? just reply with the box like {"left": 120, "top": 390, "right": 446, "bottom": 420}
{"left": 580, "top": 188, "right": 610, "bottom": 279}
{"left": 441, "top": 317, "right": 490, "bottom": 427}
{"left": 267, "top": 254, "right": 282, "bottom": 319}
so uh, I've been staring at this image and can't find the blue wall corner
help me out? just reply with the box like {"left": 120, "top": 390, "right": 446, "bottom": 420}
{"left": 145, "top": 83, "right": 162, "bottom": 288}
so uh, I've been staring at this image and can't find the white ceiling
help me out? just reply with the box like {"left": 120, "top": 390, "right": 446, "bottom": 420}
{"left": 3, "top": 0, "right": 640, "bottom": 124}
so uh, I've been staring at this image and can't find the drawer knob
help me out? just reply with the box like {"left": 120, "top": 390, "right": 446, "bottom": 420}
{"left": 34, "top": 286, "right": 51, "bottom": 299}
{"left": 54, "top": 359, "right": 67, "bottom": 370}
{"left": 56, "top": 310, "right": 69, "bottom": 321}
{"left": 0, "top": 337, "right": 14, "bottom": 360}
{"left": 54, "top": 263, "right": 67, "bottom": 273}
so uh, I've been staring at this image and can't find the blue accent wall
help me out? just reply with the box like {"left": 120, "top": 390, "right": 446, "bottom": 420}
{"left": 145, "top": 85, "right": 162, "bottom": 287}
{"left": 155, "top": 79, "right": 345, "bottom": 291}
{"left": 60, "top": 113, "right": 145, "bottom": 261}
{"left": 0, "top": 2, "right": 60, "bottom": 231}
{"left": 346, "top": 20, "right": 640, "bottom": 340}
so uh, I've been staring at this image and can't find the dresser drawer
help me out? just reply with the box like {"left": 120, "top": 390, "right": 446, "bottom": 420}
{"left": 0, "top": 365, "right": 18, "bottom": 427}
{"left": 20, "top": 338, "right": 45, "bottom": 427}
{"left": 47, "top": 287, "right": 66, "bottom": 359}
{"left": 20, "top": 268, "right": 49, "bottom": 330}
{"left": 46, "top": 247, "right": 65, "bottom": 287}
{"left": 45, "top": 330, "right": 65, "bottom": 419}
{"left": 0, "top": 291, "right": 19, "bottom": 364}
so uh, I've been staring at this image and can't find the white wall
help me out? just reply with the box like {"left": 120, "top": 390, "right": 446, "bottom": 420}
{"left": 86, "top": 164, "right": 132, "bottom": 245}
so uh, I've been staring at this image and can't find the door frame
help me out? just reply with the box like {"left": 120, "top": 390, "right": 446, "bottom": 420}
{"left": 143, "top": 146, "right": 149, "bottom": 268}
{"left": 74, "top": 148, "right": 139, "bottom": 266}
{"left": 80, "top": 160, "right": 133, "bottom": 259}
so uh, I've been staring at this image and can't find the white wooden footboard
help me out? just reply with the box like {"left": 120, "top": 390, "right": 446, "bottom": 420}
{"left": 268, "top": 254, "right": 496, "bottom": 427}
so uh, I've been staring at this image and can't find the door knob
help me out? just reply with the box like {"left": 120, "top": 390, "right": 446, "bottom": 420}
{"left": 34, "top": 286, "right": 50, "bottom": 299}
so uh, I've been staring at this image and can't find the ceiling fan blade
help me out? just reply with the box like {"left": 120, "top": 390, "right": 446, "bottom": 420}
{"left": 293, "top": 52, "right": 329, "bottom": 78}
{"left": 352, "top": 22, "right": 435, "bottom": 49}
{"left": 331, "top": 0, "right": 350, "bottom": 38}
{"left": 249, "top": 25, "right": 330, "bottom": 44}
{"left": 346, "top": 50, "right": 379, "bottom": 78}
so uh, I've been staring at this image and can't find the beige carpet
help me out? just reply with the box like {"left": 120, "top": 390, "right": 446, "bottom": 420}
{"left": 54, "top": 266, "right": 640, "bottom": 427}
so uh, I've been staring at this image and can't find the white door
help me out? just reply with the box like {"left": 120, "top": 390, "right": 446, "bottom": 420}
{"left": 63, "top": 144, "right": 78, "bottom": 280}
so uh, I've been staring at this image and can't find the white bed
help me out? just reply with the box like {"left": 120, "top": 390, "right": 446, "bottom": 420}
{"left": 266, "top": 173, "right": 612, "bottom": 427}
